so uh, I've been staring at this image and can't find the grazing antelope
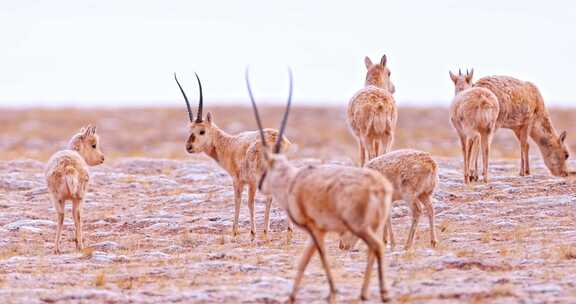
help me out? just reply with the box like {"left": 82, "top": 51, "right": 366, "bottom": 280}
{"left": 45, "top": 125, "right": 105, "bottom": 254}
{"left": 247, "top": 71, "right": 394, "bottom": 303}
{"left": 340, "top": 149, "right": 438, "bottom": 251}
{"left": 174, "top": 73, "right": 292, "bottom": 239}
{"left": 474, "top": 75, "right": 570, "bottom": 177}
{"left": 449, "top": 69, "right": 499, "bottom": 183}
{"left": 347, "top": 54, "right": 397, "bottom": 166}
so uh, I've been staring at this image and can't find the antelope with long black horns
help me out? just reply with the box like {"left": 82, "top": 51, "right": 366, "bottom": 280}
{"left": 248, "top": 70, "right": 395, "bottom": 303}
{"left": 174, "top": 72, "right": 293, "bottom": 240}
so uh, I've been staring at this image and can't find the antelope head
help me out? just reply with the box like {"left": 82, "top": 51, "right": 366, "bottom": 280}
{"left": 365, "top": 54, "right": 395, "bottom": 94}
{"left": 174, "top": 73, "right": 217, "bottom": 154}
{"left": 540, "top": 130, "right": 570, "bottom": 177}
{"left": 68, "top": 125, "right": 105, "bottom": 166}
{"left": 449, "top": 68, "right": 474, "bottom": 94}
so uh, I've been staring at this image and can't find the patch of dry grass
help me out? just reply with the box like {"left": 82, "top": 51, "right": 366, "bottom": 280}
{"left": 480, "top": 230, "right": 493, "bottom": 243}
{"left": 438, "top": 219, "right": 451, "bottom": 233}
{"left": 94, "top": 271, "right": 106, "bottom": 287}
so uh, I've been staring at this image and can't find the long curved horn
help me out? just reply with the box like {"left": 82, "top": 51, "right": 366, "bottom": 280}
{"left": 174, "top": 73, "right": 194, "bottom": 122}
{"left": 194, "top": 72, "right": 204, "bottom": 123}
{"left": 245, "top": 68, "right": 268, "bottom": 149}
{"left": 274, "top": 68, "right": 293, "bottom": 153}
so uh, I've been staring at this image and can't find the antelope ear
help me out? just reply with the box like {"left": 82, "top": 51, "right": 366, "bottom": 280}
{"left": 380, "top": 54, "right": 387, "bottom": 67}
{"left": 80, "top": 125, "right": 92, "bottom": 139}
{"left": 449, "top": 71, "right": 458, "bottom": 83}
{"left": 560, "top": 131, "right": 567, "bottom": 142}
{"left": 364, "top": 56, "right": 373, "bottom": 69}
{"left": 71, "top": 136, "right": 82, "bottom": 151}
{"left": 206, "top": 112, "right": 213, "bottom": 123}
{"left": 465, "top": 68, "right": 474, "bottom": 83}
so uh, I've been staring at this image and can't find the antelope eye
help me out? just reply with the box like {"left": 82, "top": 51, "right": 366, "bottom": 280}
{"left": 565, "top": 152, "right": 569, "bottom": 160}
{"left": 92, "top": 144, "right": 97, "bottom": 149}
{"left": 199, "top": 130, "right": 205, "bottom": 135}
{"left": 388, "top": 71, "right": 391, "bottom": 76}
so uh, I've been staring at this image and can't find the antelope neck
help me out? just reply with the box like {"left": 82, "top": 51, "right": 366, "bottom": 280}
{"left": 205, "top": 126, "right": 232, "bottom": 164}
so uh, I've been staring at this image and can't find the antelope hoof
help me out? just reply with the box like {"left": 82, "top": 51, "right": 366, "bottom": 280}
{"left": 74, "top": 238, "right": 83, "bottom": 250}
{"left": 287, "top": 227, "right": 294, "bottom": 238}
{"left": 288, "top": 294, "right": 296, "bottom": 304}
{"left": 286, "top": 230, "right": 293, "bottom": 244}
{"left": 54, "top": 248, "right": 61, "bottom": 255}
{"left": 327, "top": 292, "right": 336, "bottom": 304}
{"left": 360, "top": 292, "right": 369, "bottom": 301}
{"left": 384, "top": 239, "right": 396, "bottom": 250}
{"left": 232, "top": 228, "right": 240, "bottom": 237}
{"left": 431, "top": 239, "right": 439, "bottom": 248}
{"left": 380, "top": 291, "right": 391, "bottom": 302}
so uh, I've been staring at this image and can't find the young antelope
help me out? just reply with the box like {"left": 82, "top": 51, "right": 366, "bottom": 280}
{"left": 449, "top": 69, "right": 499, "bottom": 183}
{"left": 45, "top": 125, "right": 105, "bottom": 254}
{"left": 347, "top": 54, "right": 397, "bottom": 166}
{"left": 340, "top": 149, "right": 439, "bottom": 251}
{"left": 474, "top": 74, "right": 570, "bottom": 177}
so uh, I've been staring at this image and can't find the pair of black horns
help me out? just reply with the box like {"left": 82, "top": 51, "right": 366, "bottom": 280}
{"left": 174, "top": 72, "right": 203, "bottom": 123}
{"left": 246, "top": 68, "right": 293, "bottom": 154}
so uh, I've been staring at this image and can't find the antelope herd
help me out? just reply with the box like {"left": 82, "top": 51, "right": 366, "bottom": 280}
{"left": 40, "top": 54, "right": 571, "bottom": 303}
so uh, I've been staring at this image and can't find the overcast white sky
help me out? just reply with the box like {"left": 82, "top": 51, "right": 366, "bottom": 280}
{"left": 0, "top": 0, "right": 575, "bottom": 107}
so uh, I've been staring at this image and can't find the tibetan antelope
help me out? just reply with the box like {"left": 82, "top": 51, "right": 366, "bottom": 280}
{"left": 347, "top": 54, "right": 397, "bottom": 166}
{"left": 449, "top": 69, "right": 499, "bottom": 183}
{"left": 474, "top": 75, "right": 570, "bottom": 177}
{"left": 174, "top": 73, "right": 292, "bottom": 239}
{"left": 45, "top": 125, "right": 105, "bottom": 254}
{"left": 340, "top": 149, "right": 439, "bottom": 251}
{"left": 247, "top": 71, "right": 394, "bottom": 303}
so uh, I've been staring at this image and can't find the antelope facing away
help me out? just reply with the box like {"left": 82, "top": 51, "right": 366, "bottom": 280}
{"left": 247, "top": 71, "right": 394, "bottom": 303}
{"left": 174, "top": 73, "right": 292, "bottom": 239}
{"left": 340, "top": 149, "right": 439, "bottom": 251}
{"left": 474, "top": 75, "right": 570, "bottom": 177}
{"left": 449, "top": 69, "right": 499, "bottom": 183}
{"left": 347, "top": 54, "right": 397, "bottom": 166}
{"left": 45, "top": 125, "right": 105, "bottom": 254}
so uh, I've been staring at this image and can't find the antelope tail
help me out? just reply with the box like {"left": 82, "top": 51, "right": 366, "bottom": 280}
{"left": 64, "top": 165, "right": 79, "bottom": 195}
{"left": 371, "top": 102, "right": 389, "bottom": 134}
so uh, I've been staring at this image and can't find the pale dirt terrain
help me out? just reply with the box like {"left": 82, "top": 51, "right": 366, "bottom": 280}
{"left": 1, "top": 107, "right": 576, "bottom": 303}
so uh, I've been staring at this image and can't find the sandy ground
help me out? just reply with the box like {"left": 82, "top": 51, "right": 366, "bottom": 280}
{"left": 1, "top": 107, "right": 576, "bottom": 303}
